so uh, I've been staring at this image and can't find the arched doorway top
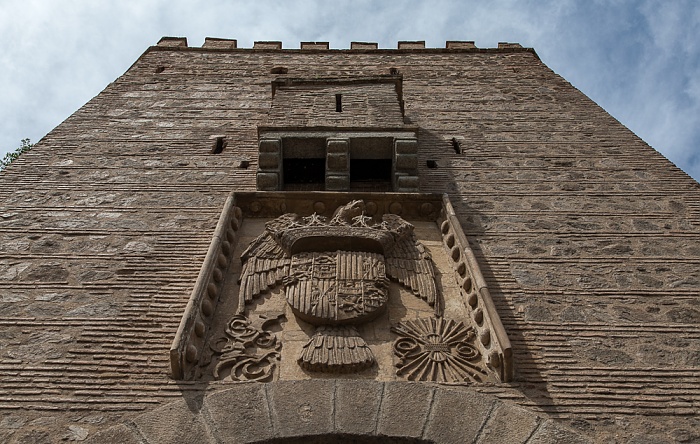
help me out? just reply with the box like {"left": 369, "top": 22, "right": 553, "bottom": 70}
{"left": 85, "top": 380, "right": 589, "bottom": 443}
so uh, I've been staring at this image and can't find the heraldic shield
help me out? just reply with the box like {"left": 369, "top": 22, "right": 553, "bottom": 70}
{"left": 286, "top": 251, "right": 389, "bottom": 325}
{"left": 237, "top": 200, "right": 440, "bottom": 373}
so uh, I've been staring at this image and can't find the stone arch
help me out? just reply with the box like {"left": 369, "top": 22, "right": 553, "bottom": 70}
{"left": 85, "top": 380, "right": 588, "bottom": 443}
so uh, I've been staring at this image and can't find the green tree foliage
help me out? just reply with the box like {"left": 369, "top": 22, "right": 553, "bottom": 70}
{"left": 0, "top": 139, "right": 34, "bottom": 171}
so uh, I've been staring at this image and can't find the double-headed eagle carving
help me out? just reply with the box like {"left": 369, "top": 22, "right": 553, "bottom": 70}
{"left": 237, "top": 200, "right": 441, "bottom": 372}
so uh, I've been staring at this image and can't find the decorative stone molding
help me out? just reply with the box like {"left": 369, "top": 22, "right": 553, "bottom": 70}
{"left": 169, "top": 193, "right": 243, "bottom": 380}
{"left": 438, "top": 195, "right": 513, "bottom": 381}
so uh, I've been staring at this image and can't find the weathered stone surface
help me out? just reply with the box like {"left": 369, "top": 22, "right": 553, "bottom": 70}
{"left": 528, "top": 419, "right": 592, "bottom": 444}
{"left": 423, "top": 387, "right": 495, "bottom": 443}
{"left": 205, "top": 384, "right": 274, "bottom": 444}
{"left": 76, "top": 381, "right": 573, "bottom": 443}
{"left": 133, "top": 398, "right": 214, "bottom": 443}
{"left": 376, "top": 382, "right": 433, "bottom": 438}
{"left": 267, "top": 380, "right": 335, "bottom": 437}
{"left": 334, "top": 380, "right": 383, "bottom": 436}
{"left": 83, "top": 424, "right": 142, "bottom": 444}
{"left": 476, "top": 401, "right": 540, "bottom": 444}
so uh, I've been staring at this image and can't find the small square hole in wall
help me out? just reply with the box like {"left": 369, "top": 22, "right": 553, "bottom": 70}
{"left": 210, "top": 136, "right": 227, "bottom": 154}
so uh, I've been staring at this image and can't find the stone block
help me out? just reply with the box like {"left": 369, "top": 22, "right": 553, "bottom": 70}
{"left": 394, "top": 138, "right": 418, "bottom": 155}
{"left": 326, "top": 138, "right": 349, "bottom": 153}
{"left": 254, "top": 41, "right": 282, "bottom": 49}
{"left": 258, "top": 152, "right": 280, "bottom": 170}
{"left": 398, "top": 41, "right": 426, "bottom": 49}
{"left": 477, "top": 402, "right": 540, "bottom": 444}
{"left": 527, "top": 420, "right": 591, "bottom": 444}
{"left": 259, "top": 139, "right": 281, "bottom": 153}
{"left": 84, "top": 424, "right": 142, "bottom": 444}
{"left": 257, "top": 172, "right": 279, "bottom": 191}
{"left": 326, "top": 153, "right": 349, "bottom": 172}
{"left": 325, "top": 174, "right": 350, "bottom": 191}
{"left": 205, "top": 384, "right": 274, "bottom": 444}
{"left": 377, "top": 382, "right": 433, "bottom": 439}
{"left": 157, "top": 37, "right": 188, "bottom": 47}
{"left": 446, "top": 41, "right": 476, "bottom": 49}
{"left": 267, "top": 380, "right": 335, "bottom": 437}
{"left": 423, "top": 387, "right": 496, "bottom": 443}
{"left": 395, "top": 153, "right": 418, "bottom": 171}
{"left": 335, "top": 380, "right": 383, "bottom": 436}
{"left": 301, "top": 42, "right": 330, "bottom": 50}
{"left": 203, "top": 38, "right": 237, "bottom": 49}
{"left": 133, "top": 398, "right": 214, "bottom": 444}
{"left": 351, "top": 42, "right": 378, "bottom": 50}
{"left": 396, "top": 175, "right": 419, "bottom": 191}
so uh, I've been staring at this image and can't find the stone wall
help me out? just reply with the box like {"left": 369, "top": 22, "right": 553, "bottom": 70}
{"left": 0, "top": 40, "right": 698, "bottom": 442}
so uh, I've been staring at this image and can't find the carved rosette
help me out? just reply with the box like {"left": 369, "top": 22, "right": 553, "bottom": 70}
{"left": 392, "top": 317, "right": 487, "bottom": 383}
{"left": 209, "top": 314, "right": 282, "bottom": 382}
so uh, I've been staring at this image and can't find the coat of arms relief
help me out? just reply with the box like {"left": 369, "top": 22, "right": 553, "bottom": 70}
{"left": 201, "top": 200, "right": 490, "bottom": 383}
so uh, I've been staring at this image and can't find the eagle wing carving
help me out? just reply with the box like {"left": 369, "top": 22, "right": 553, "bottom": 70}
{"left": 237, "top": 230, "right": 290, "bottom": 311}
{"left": 385, "top": 232, "right": 442, "bottom": 316}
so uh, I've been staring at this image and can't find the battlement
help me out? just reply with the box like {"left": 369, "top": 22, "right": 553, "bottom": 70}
{"left": 156, "top": 36, "right": 526, "bottom": 52}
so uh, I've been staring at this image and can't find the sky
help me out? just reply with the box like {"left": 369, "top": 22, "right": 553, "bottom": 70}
{"left": 1, "top": 0, "right": 699, "bottom": 181}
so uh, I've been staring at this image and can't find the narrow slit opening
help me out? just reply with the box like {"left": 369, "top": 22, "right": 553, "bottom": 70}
{"left": 451, "top": 137, "right": 462, "bottom": 154}
{"left": 335, "top": 94, "right": 342, "bottom": 112}
{"left": 212, "top": 137, "right": 226, "bottom": 154}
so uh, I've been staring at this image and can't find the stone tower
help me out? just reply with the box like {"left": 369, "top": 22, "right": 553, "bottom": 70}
{"left": 0, "top": 37, "right": 697, "bottom": 443}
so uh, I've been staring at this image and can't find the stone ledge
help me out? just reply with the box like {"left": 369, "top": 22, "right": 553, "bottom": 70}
{"left": 85, "top": 381, "right": 590, "bottom": 443}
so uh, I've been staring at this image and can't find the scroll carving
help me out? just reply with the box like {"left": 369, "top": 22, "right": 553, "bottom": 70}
{"left": 392, "top": 317, "right": 488, "bottom": 383}
{"left": 208, "top": 314, "right": 283, "bottom": 382}
{"left": 238, "top": 200, "right": 441, "bottom": 373}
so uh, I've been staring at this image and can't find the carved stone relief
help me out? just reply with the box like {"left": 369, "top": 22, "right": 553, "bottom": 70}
{"left": 202, "top": 313, "right": 283, "bottom": 382}
{"left": 237, "top": 200, "right": 441, "bottom": 373}
{"left": 391, "top": 317, "right": 488, "bottom": 383}
{"left": 171, "top": 191, "right": 510, "bottom": 384}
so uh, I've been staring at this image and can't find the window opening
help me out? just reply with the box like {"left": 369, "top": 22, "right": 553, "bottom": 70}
{"left": 283, "top": 158, "right": 325, "bottom": 188}
{"left": 427, "top": 160, "right": 438, "bottom": 169}
{"left": 335, "top": 94, "right": 343, "bottom": 112}
{"left": 350, "top": 159, "right": 392, "bottom": 182}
